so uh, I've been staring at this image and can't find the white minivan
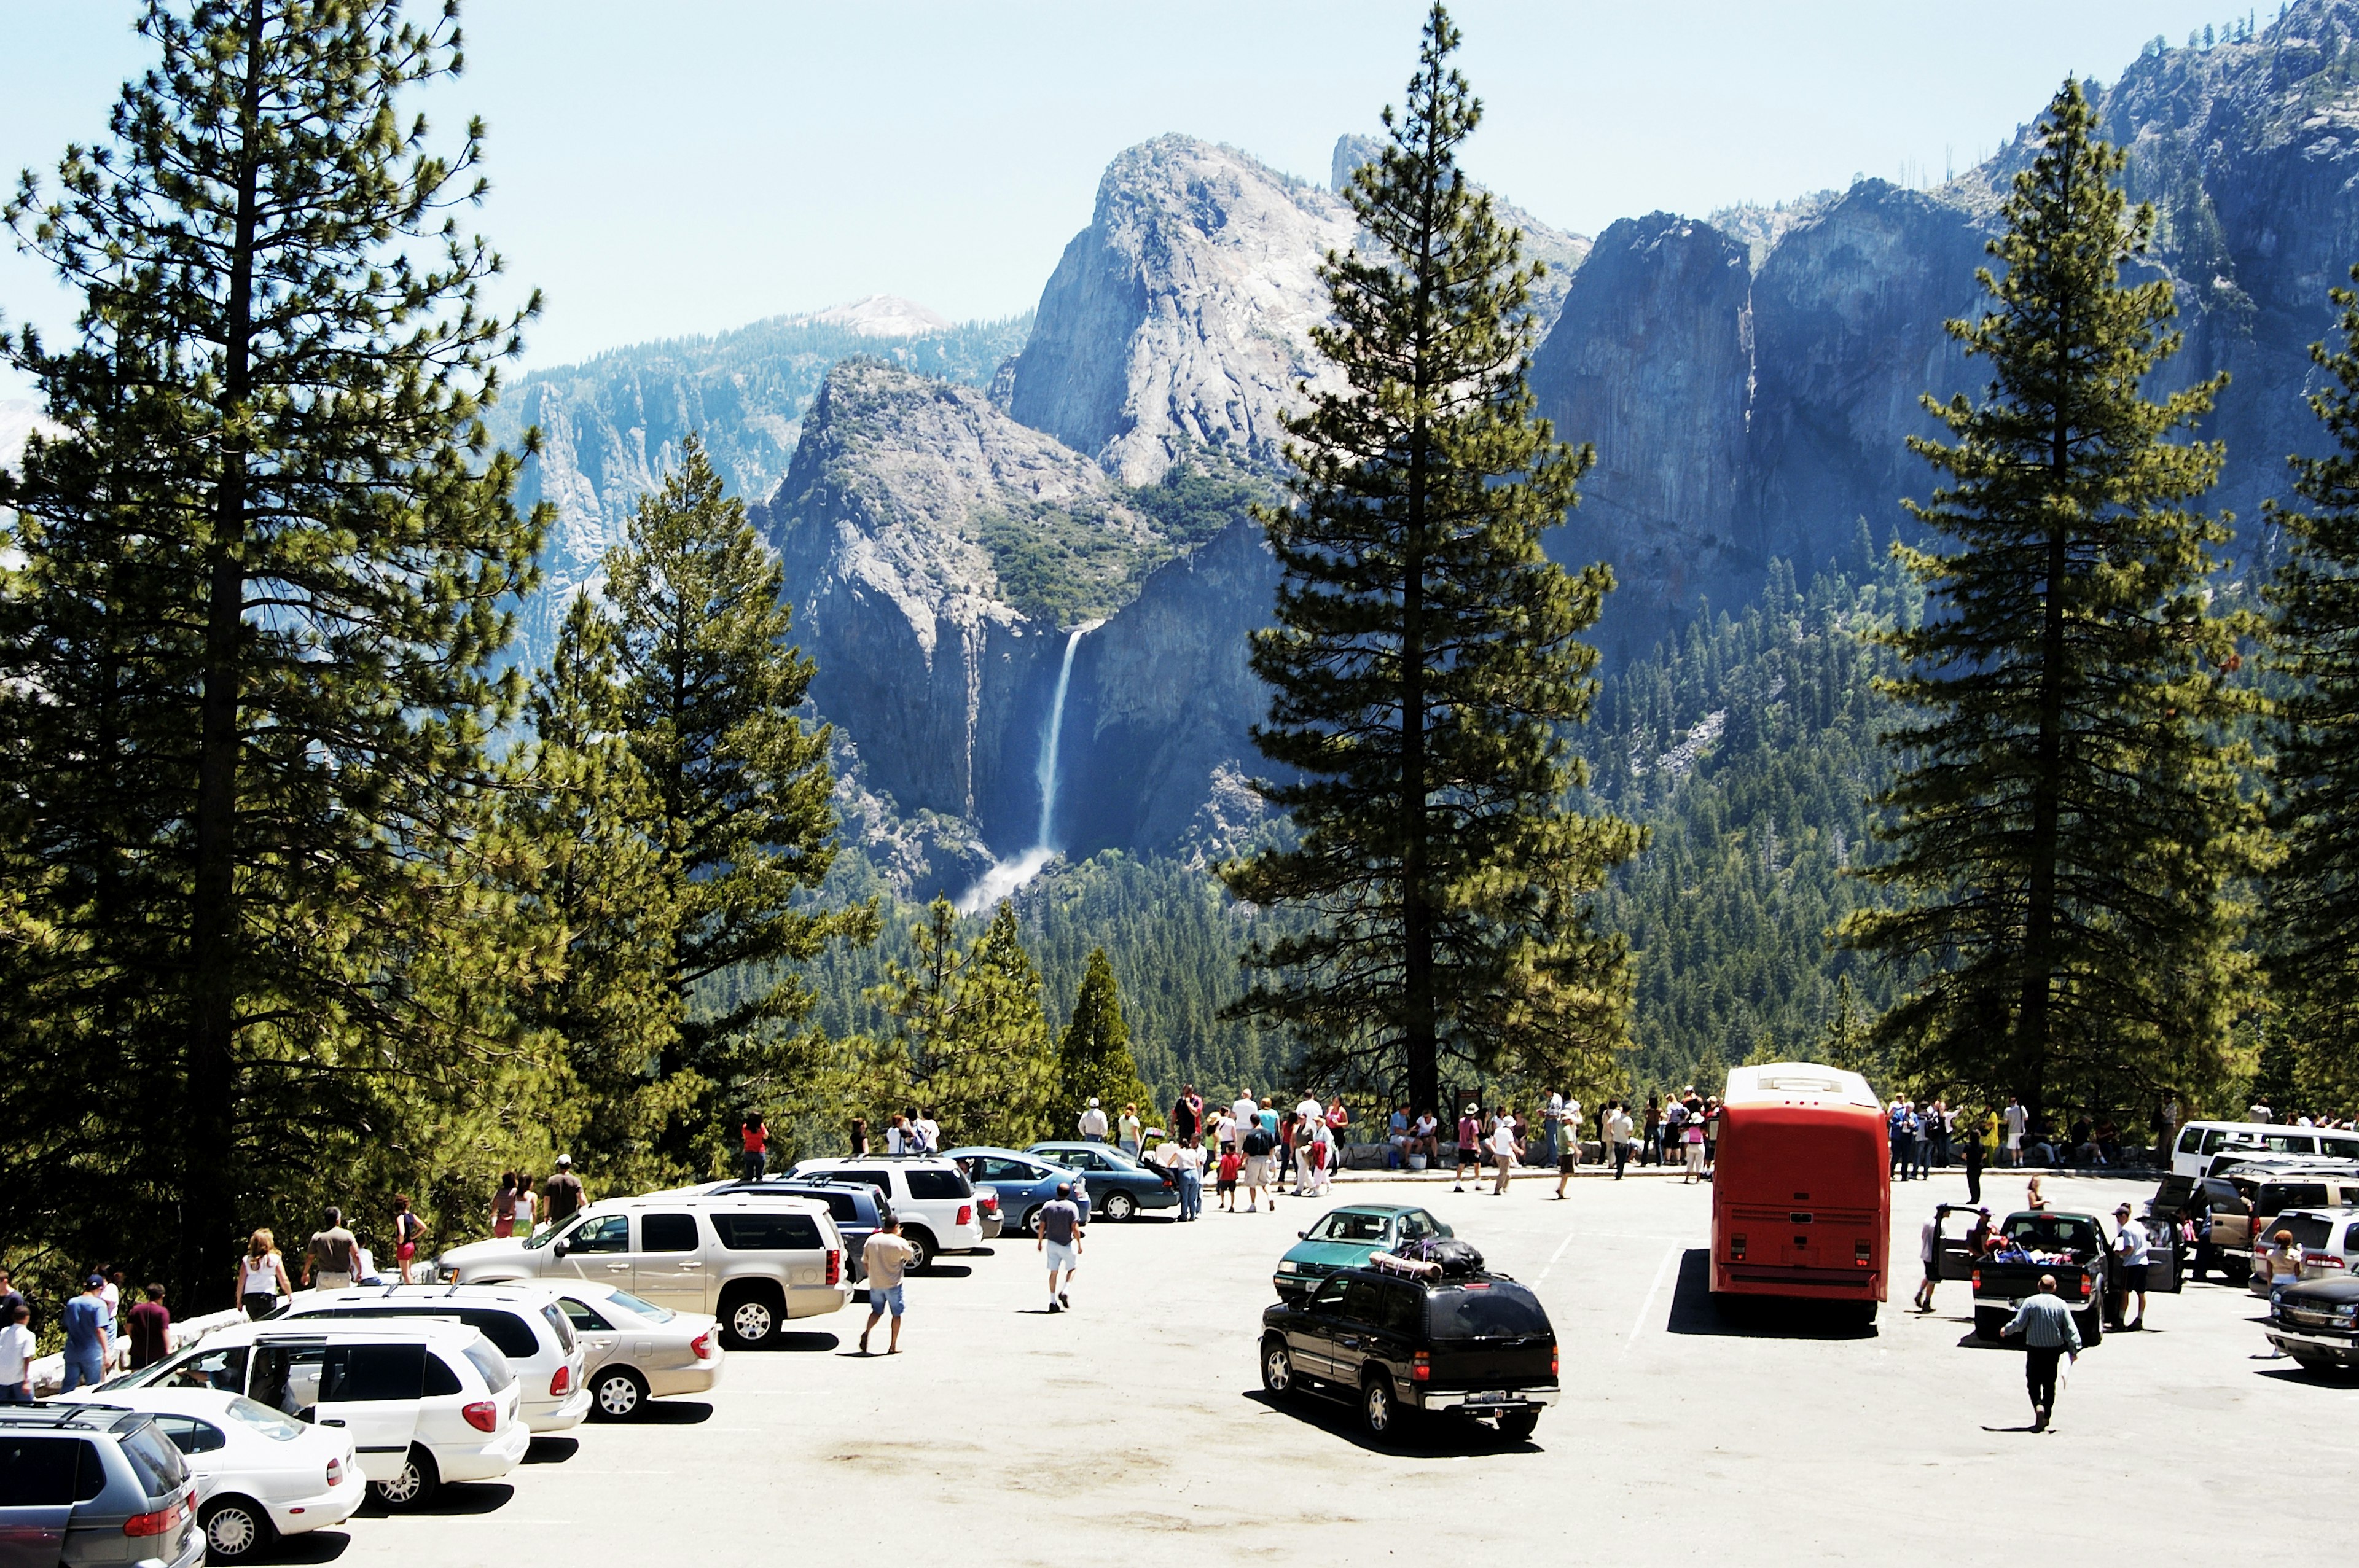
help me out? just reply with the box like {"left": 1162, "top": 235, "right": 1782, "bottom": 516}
{"left": 273, "top": 1283, "right": 591, "bottom": 1432}
{"left": 102, "top": 1318, "right": 528, "bottom": 1510}
{"left": 2170, "top": 1119, "right": 2359, "bottom": 1177}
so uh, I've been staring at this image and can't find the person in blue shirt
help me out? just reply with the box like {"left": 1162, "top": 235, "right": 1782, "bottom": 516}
{"left": 60, "top": 1273, "right": 112, "bottom": 1392}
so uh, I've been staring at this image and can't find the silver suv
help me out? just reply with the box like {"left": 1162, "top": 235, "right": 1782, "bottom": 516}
{"left": 0, "top": 1402, "right": 203, "bottom": 1567}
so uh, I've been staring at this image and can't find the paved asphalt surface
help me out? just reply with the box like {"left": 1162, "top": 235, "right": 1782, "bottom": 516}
{"left": 309, "top": 1165, "right": 2353, "bottom": 1565}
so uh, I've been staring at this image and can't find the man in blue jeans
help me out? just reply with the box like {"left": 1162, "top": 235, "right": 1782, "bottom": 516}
{"left": 61, "top": 1273, "right": 111, "bottom": 1391}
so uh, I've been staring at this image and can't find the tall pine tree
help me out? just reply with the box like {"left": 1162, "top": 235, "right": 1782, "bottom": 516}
{"left": 599, "top": 435, "right": 874, "bottom": 1168}
{"left": 2264, "top": 268, "right": 2359, "bottom": 1092}
{"left": 1220, "top": 4, "right": 1640, "bottom": 1117}
{"left": 1055, "top": 948, "right": 1152, "bottom": 1133}
{"left": 870, "top": 900, "right": 1057, "bottom": 1147}
{"left": 0, "top": 0, "right": 546, "bottom": 1298}
{"left": 1844, "top": 81, "right": 2267, "bottom": 1120}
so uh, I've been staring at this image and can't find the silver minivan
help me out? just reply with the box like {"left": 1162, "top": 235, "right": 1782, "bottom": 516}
{"left": 438, "top": 1193, "right": 850, "bottom": 1347}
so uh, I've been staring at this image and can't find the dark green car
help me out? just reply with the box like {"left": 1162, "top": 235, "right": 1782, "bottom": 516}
{"left": 1273, "top": 1204, "right": 1452, "bottom": 1301}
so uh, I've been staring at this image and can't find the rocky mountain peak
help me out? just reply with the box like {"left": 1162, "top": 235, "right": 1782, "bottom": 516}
{"left": 801, "top": 295, "right": 957, "bottom": 338}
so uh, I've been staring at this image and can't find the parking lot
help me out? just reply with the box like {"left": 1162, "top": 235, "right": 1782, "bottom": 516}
{"left": 322, "top": 1166, "right": 2353, "bottom": 1565}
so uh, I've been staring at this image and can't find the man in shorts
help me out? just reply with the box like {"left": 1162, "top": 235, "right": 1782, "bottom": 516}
{"left": 859, "top": 1215, "right": 918, "bottom": 1354}
{"left": 1037, "top": 1184, "right": 1083, "bottom": 1313}
{"left": 305, "top": 1207, "right": 359, "bottom": 1291}
{"left": 2111, "top": 1203, "right": 2150, "bottom": 1330}
{"left": 1241, "top": 1120, "right": 1275, "bottom": 1212}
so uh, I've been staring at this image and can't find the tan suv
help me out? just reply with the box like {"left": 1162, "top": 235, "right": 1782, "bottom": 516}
{"left": 435, "top": 1193, "right": 850, "bottom": 1348}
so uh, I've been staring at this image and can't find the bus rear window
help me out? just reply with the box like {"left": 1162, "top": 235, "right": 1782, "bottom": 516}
{"left": 1717, "top": 1120, "right": 1881, "bottom": 1195}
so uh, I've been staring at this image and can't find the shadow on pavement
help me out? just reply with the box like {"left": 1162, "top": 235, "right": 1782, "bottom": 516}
{"left": 1664, "top": 1249, "right": 1880, "bottom": 1339}
{"left": 628, "top": 1400, "right": 713, "bottom": 1424}
{"left": 260, "top": 1530, "right": 351, "bottom": 1562}
{"left": 769, "top": 1330, "right": 839, "bottom": 1352}
{"left": 1239, "top": 1389, "right": 1540, "bottom": 1457}
{"left": 522, "top": 1436, "right": 578, "bottom": 1464}
{"left": 919, "top": 1265, "right": 974, "bottom": 1280}
{"left": 357, "top": 1483, "right": 514, "bottom": 1519}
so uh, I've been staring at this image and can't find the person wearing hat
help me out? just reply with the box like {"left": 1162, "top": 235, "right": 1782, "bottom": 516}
{"left": 542, "top": 1155, "right": 584, "bottom": 1227}
{"left": 1452, "top": 1104, "right": 1483, "bottom": 1192}
{"left": 60, "top": 1273, "right": 112, "bottom": 1392}
{"left": 1078, "top": 1097, "right": 1109, "bottom": 1142}
{"left": 2111, "top": 1203, "right": 2151, "bottom": 1331}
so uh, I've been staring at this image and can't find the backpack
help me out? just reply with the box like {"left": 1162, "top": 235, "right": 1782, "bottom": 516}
{"left": 1243, "top": 1128, "right": 1273, "bottom": 1158}
{"left": 1406, "top": 1236, "right": 1485, "bottom": 1276}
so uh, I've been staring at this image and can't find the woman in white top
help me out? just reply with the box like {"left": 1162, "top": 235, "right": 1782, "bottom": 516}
{"left": 514, "top": 1175, "right": 538, "bottom": 1235}
{"left": 1489, "top": 1114, "right": 1523, "bottom": 1196}
{"left": 235, "top": 1230, "right": 291, "bottom": 1319}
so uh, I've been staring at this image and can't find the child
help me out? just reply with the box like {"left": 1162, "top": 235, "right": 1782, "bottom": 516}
{"left": 1216, "top": 1148, "right": 1242, "bottom": 1211}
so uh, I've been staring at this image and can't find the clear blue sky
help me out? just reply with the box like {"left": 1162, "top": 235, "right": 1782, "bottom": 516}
{"left": 0, "top": 1, "right": 2255, "bottom": 394}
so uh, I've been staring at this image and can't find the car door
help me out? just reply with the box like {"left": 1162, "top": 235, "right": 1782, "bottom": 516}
{"left": 557, "top": 1213, "right": 635, "bottom": 1285}
{"left": 1329, "top": 1277, "right": 1388, "bottom": 1386}
{"left": 1294, "top": 1276, "right": 1351, "bottom": 1378}
{"left": 632, "top": 1211, "right": 709, "bottom": 1309}
{"left": 254, "top": 1341, "right": 422, "bottom": 1483}
{"left": 0, "top": 1433, "right": 84, "bottom": 1566}
{"left": 555, "top": 1295, "right": 624, "bottom": 1375}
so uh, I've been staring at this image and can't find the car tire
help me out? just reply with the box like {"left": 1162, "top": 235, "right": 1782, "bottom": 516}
{"left": 720, "top": 1285, "right": 782, "bottom": 1349}
{"left": 1014, "top": 1207, "right": 1037, "bottom": 1237}
{"left": 2224, "top": 1257, "right": 2251, "bottom": 1285}
{"left": 1495, "top": 1408, "right": 1541, "bottom": 1442}
{"left": 370, "top": 1444, "right": 440, "bottom": 1510}
{"left": 2077, "top": 1306, "right": 2103, "bottom": 1348}
{"left": 1359, "top": 1373, "right": 1404, "bottom": 1440}
{"left": 1973, "top": 1308, "right": 2007, "bottom": 1341}
{"left": 591, "top": 1366, "right": 649, "bottom": 1419}
{"left": 1102, "top": 1191, "right": 1137, "bottom": 1222}
{"left": 201, "top": 1495, "right": 275, "bottom": 1561}
{"left": 1261, "top": 1337, "right": 1296, "bottom": 1396}
{"left": 904, "top": 1228, "right": 936, "bottom": 1273}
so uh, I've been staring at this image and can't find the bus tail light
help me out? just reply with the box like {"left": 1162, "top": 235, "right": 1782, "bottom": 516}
{"left": 1855, "top": 1240, "right": 1872, "bottom": 1267}
{"left": 1730, "top": 1234, "right": 1746, "bottom": 1260}
{"left": 1412, "top": 1350, "right": 1431, "bottom": 1383}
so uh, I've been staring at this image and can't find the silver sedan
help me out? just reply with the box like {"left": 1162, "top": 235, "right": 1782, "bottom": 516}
{"left": 549, "top": 1281, "right": 726, "bottom": 1419}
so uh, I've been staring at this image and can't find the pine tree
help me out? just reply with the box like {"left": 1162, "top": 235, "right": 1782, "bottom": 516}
{"left": 1219, "top": 4, "right": 1641, "bottom": 1117}
{"left": 1055, "top": 948, "right": 1152, "bottom": 1131}
{"left": 0, "top": 0, "right": 546, "bottom": 1296}
{"left": 1842, "top": 81, "right": 2268, "bottom": 1121}
{"left": 870, "top": 900, "right": 1055, "bottom": 1147}
{"left": 600, "top": 435, "right": 875, "bottom": 1166}
{"left": 2263, "top": 268, "right": 2359, "bottom": 1083}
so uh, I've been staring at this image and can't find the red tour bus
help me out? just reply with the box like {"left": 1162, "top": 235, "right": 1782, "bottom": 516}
{"left": 1710, "top": 1062, "right": 1890, "bottom": 1322}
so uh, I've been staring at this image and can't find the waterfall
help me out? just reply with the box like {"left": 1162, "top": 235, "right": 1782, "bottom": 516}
{"left": 955, "top": 621, "right": 1097, "bottom": 913}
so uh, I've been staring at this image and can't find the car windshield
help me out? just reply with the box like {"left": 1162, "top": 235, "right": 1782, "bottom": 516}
{"left": 603, "top": 1289, "right": 674, "bottom": 1324}
{"left": 1309, "top": 1212, "right": 1391, "bottom": 1244}
{"left": 524, "top": 1212, "right": 585, "bottom": 1250}
{"left": 221, "top": 1397, "right": 305, "bottom": 1441}
{"left": 1427, "top": 1285, "right": 1551, "bottom": 1340}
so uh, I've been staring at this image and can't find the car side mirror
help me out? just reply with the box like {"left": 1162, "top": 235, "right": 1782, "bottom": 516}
{"left": 293, "top": 1405, "right": 317, "bottom": 1424}
{"left": 552, "top": 1240, "right": 569, "bottom": 1258}
{"left": 1297, "top": 1231, "right": 1307, "bottom": 1239}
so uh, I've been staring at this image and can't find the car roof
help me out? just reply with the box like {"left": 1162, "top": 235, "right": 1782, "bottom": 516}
{"left": 1321, "top": 1203, "right": 1423, "bottom": 1217}
{"left": 584, "top": 1192, "right": 831, "bottom": 1212}
{"left": 297, "top": 1282, "right": 559, "bottom": 1306}
{"left": 187, "top": 1316, "right": 491, "bottom": 1346}
{"left": 796, "top": 1154, "right": 957, "bottom": 1166}
{"left": 942, "top": 1145, "right": 1043, "bottom": 1161}
{"left": 0, "top": 1403, "right": 145, "bottom": 1433}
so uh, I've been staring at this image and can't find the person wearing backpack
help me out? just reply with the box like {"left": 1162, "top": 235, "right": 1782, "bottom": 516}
{"left": 392, "top": 1195, "right": 427, "bottom": 1284}
{"left": 1241, "top": 1120, "right": 1275, "bottom": 1212}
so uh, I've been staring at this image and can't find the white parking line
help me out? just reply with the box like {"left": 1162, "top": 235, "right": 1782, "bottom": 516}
{"left": 1534, "top": 1225, "right": 1581, "bottom": 1284}
{"left": 1622, "top": 1244, "right": 1681, "bottom": 1354}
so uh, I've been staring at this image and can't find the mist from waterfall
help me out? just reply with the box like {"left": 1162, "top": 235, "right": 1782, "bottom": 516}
{"left": 956, "top": 622, "right": 1097, "bottom": 913}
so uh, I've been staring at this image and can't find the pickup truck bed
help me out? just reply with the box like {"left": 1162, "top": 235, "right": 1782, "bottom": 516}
{"left": 1969, "top": 1210, "right": 2111, "bottom": 1347}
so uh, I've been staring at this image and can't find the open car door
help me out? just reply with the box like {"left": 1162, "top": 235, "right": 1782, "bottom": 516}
{"left": 1933, "top": 1204, "right": 1982, "bottom": 1282}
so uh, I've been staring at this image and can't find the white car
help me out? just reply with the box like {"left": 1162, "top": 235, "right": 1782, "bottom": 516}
{"left": 547, "top": 1282, "right": 724, "bottom": 1419}
{"left": 273, "top": 1282, "right": 592, "bottom": 1432}
{"left": 101, "top": 1317, "right": 529, "bottom": 1510}
{"left": 60, "top": 1387, "right": 360, "bottom": 1562}
{"left": 789, "top": 1155, "right": 987, "bottom": 1269}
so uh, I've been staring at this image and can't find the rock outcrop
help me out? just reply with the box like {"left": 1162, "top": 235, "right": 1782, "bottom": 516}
{"left": 1000, "top": 136, "right": 1358, "bottom": 483}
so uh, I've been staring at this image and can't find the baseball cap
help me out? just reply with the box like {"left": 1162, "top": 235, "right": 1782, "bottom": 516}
{"left": 86, "top": 1273, "right": 104, "bottom": 1287}
{"left": 555, "top": 1153, "right": 573, "bottom": 1167}
{"left": 2114, "top": 1203, "right": 2132, "bottom": 1215}
{"left": 1087, "top": 1097, "right": 1100, "bottom": 1107}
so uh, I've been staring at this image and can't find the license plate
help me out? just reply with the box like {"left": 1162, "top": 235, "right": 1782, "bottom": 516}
{"left": 1468, "top": 1390, "right": 1509, "bottom": 1404}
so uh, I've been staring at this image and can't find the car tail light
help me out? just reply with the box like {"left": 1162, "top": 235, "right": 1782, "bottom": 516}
{"left": 1855, "top": 1240, "right": 1872, "bottom": 1267}
{"left": 325, "top": 1457, "right": 343, "bottom": 1487}
{"left": 1550, "top": 1344, "right": 1559, "bottom": 1378}
{"left": 957, "top": 1204, "right": 972, "bottom": 1227}
{"left": 690, "top": 1330, "right": 713, "bottom": 1360}
{"left": 123, "top": 1490, "right": 192, "bottom": 1537}
{"left": 550, "top": 1363, "right": 571, "bottom": 1397}
{"left": 462, "top": 1400, "right": 499, "bottom": 1433}
{"left": 825, "top": 1249, "right": 840, "bottom": 1286}
{"left": 1412, "top": 1349, "right": 1430, "bottom": 1384}
{"left": 1971, "top": 1268, "right": 1982, "bottom": 1290}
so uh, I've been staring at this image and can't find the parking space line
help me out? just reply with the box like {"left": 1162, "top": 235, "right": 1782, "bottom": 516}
{"left": 1622, "top": 1244, "right": 1680, "bottom": 1354}
{"left": 1535, "top": 1225, "right": 1581, "bottom": 1283}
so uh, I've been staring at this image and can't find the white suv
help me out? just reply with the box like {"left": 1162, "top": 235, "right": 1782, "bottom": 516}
{"left": 437, "top": 1192, "right": 850, "bottom": 1348}
{"left": 273, "top": 1284, "right": 590, "bottom": 1432}
{"left": 789, "top": 1155, "right": 985, "bottom": 1271}
{"left": 101, "top": 1318, "right": 528, "bottom": 1510}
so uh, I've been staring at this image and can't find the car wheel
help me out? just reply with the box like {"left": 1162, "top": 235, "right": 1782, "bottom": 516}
{"left": 1103, "top": 1190, "right": 1137, "bottom": 1221}
{"left": 1495, "top": 1408, "right": 1541, "bottom": 1442}
{"left": 201, "top": 1496, "right": 275, "bottom": 1561}
{"left": 592, "top": 1366, "right": 648, "bottom": 1419}
{"left": 1973, "top": 1308, "right": 2006, "bottom": 1341}
{"left": 370, "top": 1445, "right": 440, "bottom": 1510}
{"left": 1360, "top": 1373, "right": 1402, "bottom": 1439}
{"left": 1261, "top": 1337, "right": 1295, "bottom": 1396}
{"left": 2077, "top": 1307, "right": 2103, "bottom": 1348}
{"left": 1014, "top": 1207, "right": 1037, "bottom": 1237}
{"left": 721, "top": 1287, "right": 780, "bottom": 1349}
{"left": 904, "top": 1228, "right": 936, "bottom": 1273}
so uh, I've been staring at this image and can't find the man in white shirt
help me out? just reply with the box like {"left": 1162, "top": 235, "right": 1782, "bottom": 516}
{"left": 0, "top": 1301, "right": 34, "bottom": 1402}
{"left": 2002, "top": 1099, "right": 2028, "bottom": 1166}
{"left": 912, "top": 1108, "right": 940, "bottom": 1153}
{"left": 1606, "top": 1102, "right": 1635, "bottom": 1179}
{"left": 2111, "top": 1203, "right": 2152, "bottom": 1331}
{"left": 1078, "top": 1098, "right": 1109, "bottom": 1141}
{"left": 2247, "top": 1099, "right": 2271, "bottom": 1124}
{"left": 1912, "top": 1212, "right": 1942, "bottom": 1313}
{"left": 1232, "top": 1090, "right": 1258, "bottom": 1145}
{"left": 1489, "top": 1112, "right": 1523, "bottom": 1196}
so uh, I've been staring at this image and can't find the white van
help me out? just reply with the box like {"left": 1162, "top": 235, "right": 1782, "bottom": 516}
{"left": 273, "top": 1283, "right": 590, "bottom": 1433}
{"left": 2170, "top": 1120, "right": 2359, "bottom": 1177}
{"left": 99, "top": 1318, "right": 528, "bottom": 1510}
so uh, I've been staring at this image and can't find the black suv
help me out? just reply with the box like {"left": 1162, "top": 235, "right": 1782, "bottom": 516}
{"left": 1259, "top": 1260, "right": 1559, "bottom": 1440}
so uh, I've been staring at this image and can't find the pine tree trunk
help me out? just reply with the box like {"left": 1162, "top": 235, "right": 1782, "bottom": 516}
{"left": 185, "top": 3, "right": 268, "bottom": 1307}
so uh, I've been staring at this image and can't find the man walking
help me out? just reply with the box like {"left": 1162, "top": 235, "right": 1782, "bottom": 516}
{"left": 2002, "top": 1096, "right": 2027, "bottom": 1168}
{"left": 1240, "top": 1117, "right": 1275, "bottom": 1212}
{"left": 1965, "top": 1116, "right": 1986, "bottom": 1205}
{"left": 1453, "top": 1104, "right": 1483, "bottom": 1192}
{"left": 124, "top": 1284, "right": 173, "bottom": 1371}
{"left": 305, "top": 1207, "right": 359, "bottom": 1292}
{"left": 858, "top": 1216, "right": 918, "bottom": 1355}
{"left": 61, "top": 1274, "right": 110, "bottom": 1392}
{"left": 1606, "top": 1102, "right": 1634, "bottom": 1179}
{"left": 0, "top": 1302, "right": 33, "bottom": 1402}
{"left": 1037, "top": 1183, "right": 1083, "bottom": 1313}
{"left": 1490, "top": 1110, "right": 1524, "bottom": 1196}
{"left": 544, "top": 1155, "right": 584, "bottom": 1227}
{"left": 1999, "top": 1273, "right": 2081, "bottom": 1431}
{"left": 1912, "top": 1212, "right": 1941, "bottom": 1313}
{"left": 2111, "top": 1203, "right": 2151, "bottom": 1331}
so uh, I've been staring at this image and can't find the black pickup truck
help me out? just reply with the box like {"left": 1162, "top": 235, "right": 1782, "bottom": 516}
{"left": 1968, "top": 1210, "right": 2113, "bottom": 1346}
